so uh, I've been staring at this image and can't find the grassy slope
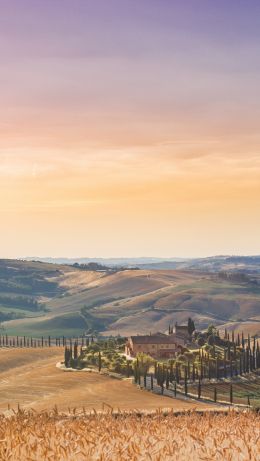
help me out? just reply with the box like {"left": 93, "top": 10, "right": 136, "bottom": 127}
{"left": 1, "top": 260, "right": 260, "bottom": 337}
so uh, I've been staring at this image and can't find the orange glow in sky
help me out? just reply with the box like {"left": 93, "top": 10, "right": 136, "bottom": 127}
{"left": 1, "top": 1, "right": 260, "bottom": 258}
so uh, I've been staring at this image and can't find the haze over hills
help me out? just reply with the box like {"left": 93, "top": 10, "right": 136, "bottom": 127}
{"left": 0, "top": 258, "right": 259, "bottom": 338}
{"left": 23, "top": 255, "right": 260, "bottom": 272}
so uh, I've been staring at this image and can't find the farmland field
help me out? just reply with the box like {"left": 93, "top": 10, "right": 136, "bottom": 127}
{"left": 0, "top": 410, "right": 259, "bottom": 460}
{"left": 1, "top": 259, "right": 260, "bottom": 338}
{"left": 0, "top": 348, "right": 217, "bottom": 413}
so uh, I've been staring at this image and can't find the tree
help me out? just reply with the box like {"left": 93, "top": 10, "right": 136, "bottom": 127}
{"left": 187, "top": 318, "right": 195, "bottom": 336}
{"left": 197, "top": 336, "right": 205, "bottom": 347}
{"left": 207, "top": 325, "right": 217, "bottom": 337}
{"left": 230, "top": 384, "right": 233, "bottom": 404}
{"left": 135, "top": 353, "right": 153, "bottom": 375}
{"left": 74, "top": 342, "right": 78, "bottom": 360}
{"left": 98, "top": 351, "right": 102, "bottom": 372}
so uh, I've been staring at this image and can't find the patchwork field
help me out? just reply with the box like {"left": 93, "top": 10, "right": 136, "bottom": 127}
{"left": 1, "top": 259, "right": 260, "bottom": 337}
{"left": 0, "top": 348, "right": 217, "bottom": 414}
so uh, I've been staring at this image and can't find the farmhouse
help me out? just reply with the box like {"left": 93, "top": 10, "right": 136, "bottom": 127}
{"left": 125, "top": 334, "right": 183, "bottom": 359}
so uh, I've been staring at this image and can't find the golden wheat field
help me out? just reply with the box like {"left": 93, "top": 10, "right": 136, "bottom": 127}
{"left": 0, "top": 409, "right": 259, "bottom": 461}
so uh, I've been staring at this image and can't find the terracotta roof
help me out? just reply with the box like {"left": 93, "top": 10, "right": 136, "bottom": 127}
{"left": 130, "top": 335, "right": 179, "bottom": 345}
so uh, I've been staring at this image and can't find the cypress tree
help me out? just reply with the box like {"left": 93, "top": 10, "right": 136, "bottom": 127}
{"left": 227, "top": 343, "right": 231, "bottom": 361}
{"left": 246, "top": 347, "right": 250, "bottom": 373}
{"left": 230, "top": 384, "right": 233, "bottom": 404}
{"left": 134, "top": 363, "right": 138, "bottom": 383}
{"left": 230, "top": 359, "right": 233, "bottom": 378}
{"left": 215, "top": 357, "right": 219, "bottom": 380}
{"left": 224, "top": 349, "right": 227, "bottom": 378}
{"left": 98, "top": 351, "right": 102, "bottom": 372}
{"left": 187, "top": 318, "right": 195, "bottom": 336}
{"left": 176, "top": 364, "right": 179, "bottom": 384}
{"left": 192, "top": 362, "right": 195, "bottom": 382}
{"left": 156, "top": 364, "right": 160, "bottom": 386}
{"left": 214, "top": 387, "right": 217, "bottom": 403}
{"left": 184, "top": 368, "right": 188, "bottom": 395}
{"left": 74, "top": 342, "right": 78, "bottom": 360}
{"left": 169, "top": 361, "right": 174, "bottom": 382}
{"left": 166, "top": 369, "right": 169, "bottom": 389}
{"left": 198, "top": 379, "right": 201, "bottom": 399}
{"left": 256, "top": 341, "right": 260, "bottom": 369}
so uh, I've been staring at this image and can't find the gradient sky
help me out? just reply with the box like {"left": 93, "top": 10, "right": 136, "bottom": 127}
{"left": 0, "top": 0, "right": 260, "bottom": 258}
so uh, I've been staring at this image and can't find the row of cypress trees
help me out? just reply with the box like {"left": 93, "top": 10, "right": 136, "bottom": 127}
{"left": 0, "top": 334, "right": 95, "bottom": 348}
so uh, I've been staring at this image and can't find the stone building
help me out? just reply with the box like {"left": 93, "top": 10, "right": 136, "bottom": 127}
{"left": 125, "top": 334, "right": 183, "bottom": 359}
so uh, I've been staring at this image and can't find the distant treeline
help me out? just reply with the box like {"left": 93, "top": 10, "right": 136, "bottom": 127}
{"left": 0, "top": 311, "right": 26, "bottom": 322}
{"left": 0, "top": 295, "right": 46, "bottom": 311}
{"left": 73, "top": 262, "right": 112, "bottom": 271}
{"left": 73, "top": 262, "right": 139, "bottom": 272}
{"left": 218, "top": 272, "right": 259, "bottom": 285}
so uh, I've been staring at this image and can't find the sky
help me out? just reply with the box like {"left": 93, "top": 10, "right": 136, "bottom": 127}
{"left": 0, "top": 0, "right": 260, "bottom": 258}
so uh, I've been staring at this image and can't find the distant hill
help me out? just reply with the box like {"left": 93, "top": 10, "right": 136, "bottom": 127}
{"left": 23, "top": 256, "right": 187, "bottom": 266}
{"left": 1, "top": 258, "right": 260, "bottom": 338}
{"left": 23, "top": 255, "right": 260, "bottom": 273}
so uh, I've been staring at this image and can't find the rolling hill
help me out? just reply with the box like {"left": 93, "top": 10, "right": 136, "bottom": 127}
{"left": 1, "top": 259, "right": 260, "bottom": 337}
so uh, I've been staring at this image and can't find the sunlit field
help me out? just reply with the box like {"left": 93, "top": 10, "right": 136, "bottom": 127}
{"left": 0, "top": 409, "right": 259, "bottom": 460}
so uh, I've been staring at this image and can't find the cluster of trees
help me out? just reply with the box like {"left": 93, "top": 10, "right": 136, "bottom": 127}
{"left": 133, "top": 330, "right": 260, "bottom": 389}
{"left": 218, "top": 271, "right": 258, "bottom": 284}
{"left": 64, "top": 337, "right": 134, "bottom": 375}
{"left": 73, "top": 262, "right": 111, "bottom": 271}
{"left": 0, "top": 295, "right": 45, "bottom": 311}
{"left": 73, "top": 262, "right": 139, "bottom": 273}
{"left": 62, "top": 326, "right": 260, "bottom": 400}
